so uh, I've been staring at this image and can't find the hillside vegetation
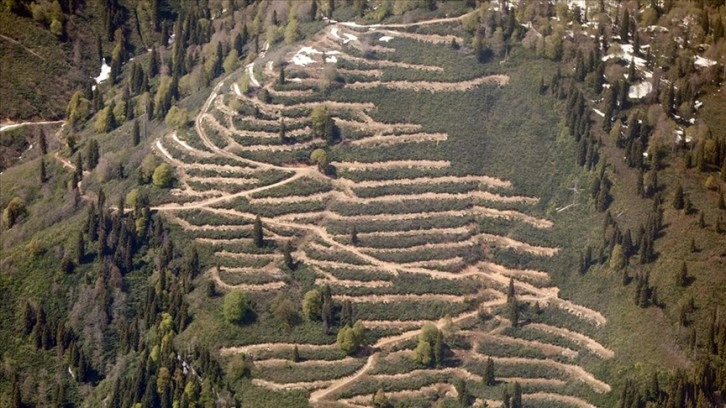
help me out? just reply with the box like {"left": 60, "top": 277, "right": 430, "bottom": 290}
{"left": 0, "top": 1, "right": 725, "bottom": 408}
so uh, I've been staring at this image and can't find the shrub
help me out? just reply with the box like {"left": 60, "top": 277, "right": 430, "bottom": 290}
{"left": 165, "top": 106, "right": 190, "bottom": 129}
{"left": 152, "top": 163, "right": 173, "bottom": 188}
{"left": 3, "top": 197, "right": 27, "bottom": 228}
{"left": 223, "top": 291, "right": 250, "bottom": 324}
{"left": 303, "top": 289, "right": 322, "bottom": 320}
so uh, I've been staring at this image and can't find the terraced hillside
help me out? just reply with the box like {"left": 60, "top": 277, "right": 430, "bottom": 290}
{"left": 154, "top": 17, "right": 611, "bottom": 407}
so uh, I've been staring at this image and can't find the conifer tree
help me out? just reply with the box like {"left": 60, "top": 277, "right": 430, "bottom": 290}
{"left": 253, "top": 215, "right": 263, "bottom": 247}
{"left": 673, "top": 185, "right": 685, "bottom": 209}
{"left": 132, "top": 119, "right": 140, "bottom": 146}
{"left": 484, "top": 357, "right": 496, "bottom": 385}
{"left": 76, "top": 230, "right": 85, "bottom": 264}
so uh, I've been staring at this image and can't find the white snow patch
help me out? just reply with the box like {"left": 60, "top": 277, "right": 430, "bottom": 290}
{"left": 173, "top": 132, "right": 193, "bottom": 151}
{"left": 291, "top": 47, "right": 339, "bottom": 66}
{"left": 695, "top": 56, "right": 717, "bottom": 67}
{"left": 233, "top": 83, "right": 242, "bottom": 96}
{"left": 331, "top": 28, "right": 343, "bottom": 41}
{"left": 379, "top": 35, "right": 394, "bottom": 42}
{"left": 647, "top": 25, "right": 669, "bottom": 33}
{"left": 291, "top": 47, "right": 320, "bottom": 66}
{"left": 290, "top": 78, "right": 302, "bottom": 83}
{"left": 629, "top": 81, "right": 652, "bottom": 99}
{"left": 342, "top": 33, "right": 358, "bottom": 43}
{"left": 688, "top": 118, "right": 695, "bottom": 124}
{"left": 94, "top": 59, "right": 111, "bottom": 84}
{"left": 593, "top": 108, "right": 605, "bottom": 117}
{"left": 695, "top": 100, "right": 703, "bottom": 110}
{"left": 603, "top": 44, "right": 647, "bottom": 68}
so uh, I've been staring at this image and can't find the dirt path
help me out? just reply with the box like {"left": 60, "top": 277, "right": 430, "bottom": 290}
{"left": 473, "top": 353, "right": 611, "bottom": 393}
{"left": 466, "top": 331, "right": 578, "bottom": 359}
{"left": 500, "top": 377, "right": 567, "bottom": 386}
{"left": 345, "top": 75, "right": 509, "bottom": 92}
{"left": 253, "top": 356, "right": 362, "bottom": 368}
{"left": 524, "top": 392, "right": 598, "bottom": 408}
{"left": 309, "top": 353, "right": 380, "bottom": 403}
{"left": 0, "top": 34, "right": 46, "bottom": 61}
{"left": 479, "top": 233, "right": 559, "bottom": 256}
{"left": 0, "top": 119, "right": 63, "bottom": 132}
{"left": 251, "top": 378, "right": 332, "bottom": 391}
{"left": 342, "top": 383, "right": 454, "bottom": 406}
{"left": 221, "top": 342, "right": 337, "bottom": 357}
{"left": 345, "top": 225, "right": 475, "bottom": 239}
{"left": 527, "top": 323, "right": 614, "bottom": 359}
{"left": 349, "top": 132, "right": 447, "bottom": 147}
{"left": 209, "top": 266, "right": 285, "bottom": 292}
{"left": 333, "top": 159, "right": 450, "bottom": 171}
{"left": 344, "top": 174, "right": 511, "bottom": 189}
{"left": 475, "top": 207, "right": 554, "bottom": 229}
{"left": 333, "top": 293, "right": 469, "bottom": 304}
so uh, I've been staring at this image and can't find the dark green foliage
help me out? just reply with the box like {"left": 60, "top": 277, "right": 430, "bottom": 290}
{"left": 253, "top": 215, "right": 264, "bottom": 247}
{"left": 673, "top": 185, "right": 684, "bottom": 209}
{"left": 132, "top": 119, "right": 140, "bottom": 146}
{"left": 484, "top": 356, "right": 496, "bottom": 386}
{"left": 85, "top": 139, "right": 100, "bottom": 170}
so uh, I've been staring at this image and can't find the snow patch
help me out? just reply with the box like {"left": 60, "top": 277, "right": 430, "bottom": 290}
{"left": 290, "top": 78, "right": 302, "bottom": 83}
{"left": 695, "top": 100, "right": 703, "bottom": 110}
{"left": 603, "top": 44, "right": 647, "bottom": 68}
{"left": 647, "top": 25, "right": 669, "bottom": 33}
{"left": 343, "top": 33, "right": 358, "bottom": 43}
{"left": 695, "top": 56, "right": 717, "bottom": 67}
{"left": 291, "top": 47, "right": 340, "bottom": 66}
{"left": 628, "top": 81, "right": 652, "bottom": 99}
{"left": 593, "top": 108, "right": 605, "bottom": 117}
{"left": 94, "top": 59, "right": 111, "bottom": 85}
{"left": 379, "top": 35, "right": 394, "bottom": 42}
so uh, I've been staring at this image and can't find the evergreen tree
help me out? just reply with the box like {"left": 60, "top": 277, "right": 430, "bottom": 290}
{"left": 132, "top": 119, "right": 140, "bottom": 146}
{"left": 484, "top": 357, "right": 496, "bottom": 385}
{"left": 512, "top": 382, "right": 523, "bottom": 408}
{"left": 86, "top": 139, "right": 100, "bottom": 170}
{"left": 673, "top": 185, "right": 685, "bottom": 209}
{"left": 433, "top": 329, "right": 444, "bottom": 367}
{"left": 75, "top": 154, "right": 83, "bottom": 181}
{"left": 351, "top": 226, "right": 359, "bottom": 245}
{"left": 283, "top": 241, "right": 294, "bottom": 270}
{"left": 23, "top": 301, "right": 36, "bottom": 336}
{"left": 620, "top": 7, "right": 630, "bottom": 42}
{"left": 253, "top": 215, "right": 263, "bottom": 247}
{"left": 149, "top": 46, "right": 159, "bottom": 77}
{"left": 292, "top": 345, "right": 300, "bottom": 362}
{"left": 76, "top": 230, "right": 85, "bottom": 264}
